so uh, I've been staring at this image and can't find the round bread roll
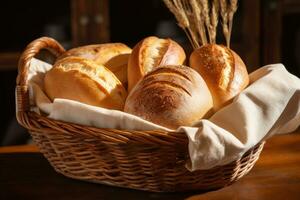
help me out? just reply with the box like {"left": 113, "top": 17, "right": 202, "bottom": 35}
{"left": 44, "top": 56, "right": 127, "bottom": 110}
{"left": 127, "top": 36, "right": 186, "bottom": 92}
{"left": 57, "top": 43, "right": 132, "bottom": 86}
{"left": 189, "top": 44, "right": 249, "bottom": 110}
{"left": 124, "top": 65, "right": 213, "bottom": 129}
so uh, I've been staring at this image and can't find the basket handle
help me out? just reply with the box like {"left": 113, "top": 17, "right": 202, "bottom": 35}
{"left": 17, "top": 37, "right": 65, "bottom": 86}
{"left": 16, "top": 37, "right": 65, "bottom": 113}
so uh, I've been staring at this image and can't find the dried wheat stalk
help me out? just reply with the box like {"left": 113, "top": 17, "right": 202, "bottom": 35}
{"left": 199, "top": 0, "right": 210, "bottom": 43}
{"left": 228, "top": 0, "right": 238, "bottom": 46}
{"left": 219, "top": 0, "right": 229, "bottom": 46}
{"left": 190, "top": 0, "right": 207, "bottom": 46}
{"left": 210, "top": 0, "right": 219, "bottom": 44}
{"left": 163, "top": 0, "right": 238, "bottom": 49}
{"left": 220, "top": 0, "right": 238, "bottom": 47}
{"left": 163, "top": 0, "right": 197, "bottom": 49}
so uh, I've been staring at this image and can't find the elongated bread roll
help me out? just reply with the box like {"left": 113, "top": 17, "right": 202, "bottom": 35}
{"left": 44, "top": 57, "right": 127, "bottom": 110}
{"left": 127, "top": 36, "right": 186, "bottom": 92}
{"left": 57, "top": 43, "right": 132, "bottom": 86}
{"left": 190, "top": 44, "right": 249, "bottom": 110}
{"left": 124, "top": 65, "right": 213, "bottom": 129}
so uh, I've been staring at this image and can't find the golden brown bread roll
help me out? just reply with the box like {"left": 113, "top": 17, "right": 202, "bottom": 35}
{"left": 124, "top": 65, "right": 213, "bottom": 129}
{"left": 57, "top": 43, "right": 132, "bottom": 86}
{"left": 127, "top": 36, "right": 186, "bottom": 92}
{"left": 189, "top": 44, "right": 249, "bottom": 110}
{"left": 44, "top": 56, "right": 127, "bottom": 110}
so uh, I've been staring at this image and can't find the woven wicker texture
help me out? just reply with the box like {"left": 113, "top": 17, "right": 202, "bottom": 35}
{"left": 16, "top": 37, "right": 265, "bottom": 192}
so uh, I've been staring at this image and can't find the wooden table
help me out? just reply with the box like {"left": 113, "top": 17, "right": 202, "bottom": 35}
{"left": 1, "top": 132, "right": 300, "bottom": 200}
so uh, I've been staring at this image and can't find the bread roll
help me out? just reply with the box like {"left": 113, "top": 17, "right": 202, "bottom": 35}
{"left": 127, "top": 36, "right": 186, "bottom": 92}
{"left": 189, "top": 44, "right": 249, "bottom": 110}
{"left": 124, "top": 65, "right": 213, "bottom": 129}
{"left": 57, "top": 43, "right": 132, "bottom": 86}
{"left": 44, "top": 57, "right": 127, "bottom": 110}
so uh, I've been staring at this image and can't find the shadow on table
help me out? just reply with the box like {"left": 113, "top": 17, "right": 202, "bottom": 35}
{"left": 0, "top": 153, "right": 215, "bottom": 200}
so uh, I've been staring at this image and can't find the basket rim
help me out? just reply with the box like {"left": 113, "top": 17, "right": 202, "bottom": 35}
{"left": 18, "top": 110, "right": 188, "bottom": 146}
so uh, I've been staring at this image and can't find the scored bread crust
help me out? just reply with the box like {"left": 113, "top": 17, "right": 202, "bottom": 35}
{"left": 124, "top": 65, "right": 213, "bottom": 129}
{"left": 57, "top": 43, "right": 132, "bottom": 64}
{"left": 44, "top": 56, "right": 127, "bottom": 110}
{"left": 127, "top": 36, "right": 186, "bottom": 92}
{"left": 57, "top": 43, "right": 132, "bottom": 85}
{"left": 189, "top": 44, "right": 249, "bottom": 110}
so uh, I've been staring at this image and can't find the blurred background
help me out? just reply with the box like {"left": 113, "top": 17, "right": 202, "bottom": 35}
{"left": 0, "top": 0, "right": 299, "bottom": 146}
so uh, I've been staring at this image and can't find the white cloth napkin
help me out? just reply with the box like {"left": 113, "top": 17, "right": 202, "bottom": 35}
{"left": 27, "top": 58, "right": 300, "bottom": 170}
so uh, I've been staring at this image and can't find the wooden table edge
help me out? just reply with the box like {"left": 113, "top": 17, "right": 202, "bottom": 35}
{"left": 0, "top": 144, "right": 38, "bottom": 153}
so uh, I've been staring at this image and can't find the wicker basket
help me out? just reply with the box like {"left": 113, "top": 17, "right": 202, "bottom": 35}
{"left": 16, "top": 37, "right": 265, "bottom": 192}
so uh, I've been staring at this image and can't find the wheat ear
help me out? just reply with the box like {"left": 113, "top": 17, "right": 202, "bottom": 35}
{"left": 210, "top": 0, "right": 219, "bottom": 43}
{"left": 163, "top": 0, "right": 238, "bottom": 49}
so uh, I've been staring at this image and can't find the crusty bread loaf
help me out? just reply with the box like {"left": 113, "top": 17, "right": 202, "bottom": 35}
{"left": 44, "top": 56, "right": 127, "bottom": 110}
{"left": 57, "top": 43, "right": 132, "bottom": 86}
{"left": 127, "top": 36, "right": 186, "bottom": 92}
{"left": 124, "top": 65, "right": 213, "bottom": 129}
{"left": 190, "top": 44, "right": 249, "bottom": 110}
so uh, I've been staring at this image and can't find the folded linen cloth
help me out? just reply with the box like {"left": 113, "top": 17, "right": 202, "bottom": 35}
{"left": 26, "top": 58, "right": 300, "bottom": 170}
